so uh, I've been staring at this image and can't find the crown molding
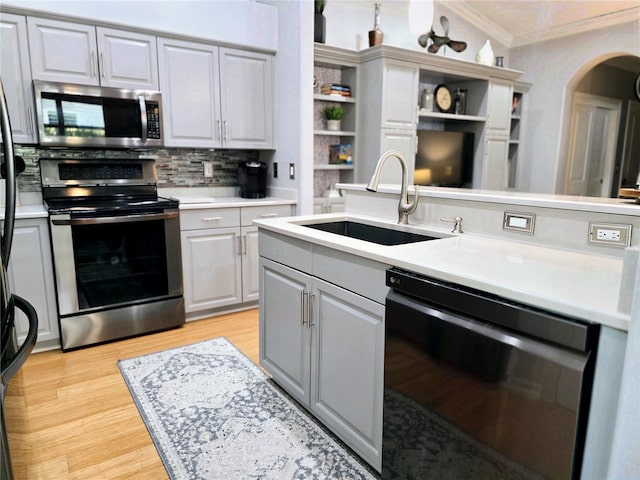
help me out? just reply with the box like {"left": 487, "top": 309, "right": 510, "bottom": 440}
{"left": 444, "top": 2, "right": 640, "bottom": 49}
{"left": 441, "top": 1, "right": 514, "bottom": 47}
{"left": 511, "top": 7, "right": 640, "bottom": 48}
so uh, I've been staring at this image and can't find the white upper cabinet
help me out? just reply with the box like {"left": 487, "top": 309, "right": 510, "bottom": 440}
{"left": 0, "top": 13, "right": 36, "bottom": 143}
{"left": 380, "top": 59, "right": 419, "bottom": 130}
{"left": 487, "top": 79, "right": 514, "bottom": 134}
{"left": 219, "top": 48, "right": 274, "bottom": 149}
{"left": 27, "top": 17, "right": 158, "bottom": 89}
{"left": 158, "top": 38, "right": 221, "bottom": 148}
{"left": 95, "top": 27, "right": 158, "bottom": 89}
{"left": 159, "top": 38, "right": 275, "bottom": 149}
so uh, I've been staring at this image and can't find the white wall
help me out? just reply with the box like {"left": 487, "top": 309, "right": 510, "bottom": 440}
{"left": 0, "top": 0, "right": 278, "bottom": 51}
{"left": 321, "top": 1, "right": 509, "bottom": 62}
{"left": 266, "top": 0, "right": 314, "bottom": 214}
{"left": 510, "top": 21, "right": 640, "bottom": 194}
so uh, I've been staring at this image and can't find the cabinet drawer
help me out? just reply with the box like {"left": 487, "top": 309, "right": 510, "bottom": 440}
{"left": 180, "top": 207, "right": 239, "bottom": 230}
{"left": 241, "top": 204, "right": 293, "bottom": 226}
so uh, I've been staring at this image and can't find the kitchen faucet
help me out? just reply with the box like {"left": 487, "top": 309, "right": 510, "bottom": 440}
{"left": 365, "top": 150, "right": 420, "bottom": 225}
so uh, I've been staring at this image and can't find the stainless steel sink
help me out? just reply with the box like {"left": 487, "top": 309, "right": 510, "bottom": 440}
{"left": 303, "top": 221, "right": 439, "bottom": 246}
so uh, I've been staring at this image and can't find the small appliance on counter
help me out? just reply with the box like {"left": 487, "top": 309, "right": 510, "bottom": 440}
{"left": 238, "top": 161, "right": 267, "bottom": 198}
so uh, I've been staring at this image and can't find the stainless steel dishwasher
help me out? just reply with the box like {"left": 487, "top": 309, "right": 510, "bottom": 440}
{"left": 382, "top": 267, "right": 599, "bottom": 480}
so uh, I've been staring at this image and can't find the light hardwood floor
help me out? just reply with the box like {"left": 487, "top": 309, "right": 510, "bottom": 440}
{"left": 4, "top": 309, "right": 259, "bottom": 480}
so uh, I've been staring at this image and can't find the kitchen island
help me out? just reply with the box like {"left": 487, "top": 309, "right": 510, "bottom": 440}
{"left": 255, "top": 184, "right": 640, "bottom": 479}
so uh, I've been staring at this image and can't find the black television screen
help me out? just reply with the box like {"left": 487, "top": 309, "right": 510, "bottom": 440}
{"left": 414, "top": 130, "right": 474, "bottom": 187}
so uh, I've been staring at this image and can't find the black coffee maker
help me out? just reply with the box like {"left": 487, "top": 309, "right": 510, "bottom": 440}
{"left": 238, "top": 161, "right": 268, "bottom": 198}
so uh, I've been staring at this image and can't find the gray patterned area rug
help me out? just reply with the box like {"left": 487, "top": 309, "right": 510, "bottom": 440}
{"left": 118, "top": 337, "right": 376, "bottom": 480}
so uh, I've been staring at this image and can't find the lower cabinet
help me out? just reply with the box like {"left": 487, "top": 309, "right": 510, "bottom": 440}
{"left": 180, "top": 204, "right": 292, "bottom": 317}
{"left": 6, "top": 218, "right": 59, "bottom": 349}
{"left": 260, "top": 247, "right": 385, "bottom": 472}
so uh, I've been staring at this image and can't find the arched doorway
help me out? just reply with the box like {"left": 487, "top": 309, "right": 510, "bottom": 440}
{"left": 559, "top": 54, "right": 640, "bottom": 197}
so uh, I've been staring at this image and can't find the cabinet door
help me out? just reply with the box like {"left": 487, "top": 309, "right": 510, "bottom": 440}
{"left": 7, "top": 219, "right": 59, "bottom": 347}
{"left": 27, "top": 17, "right": 99, "bottom": 85}
{"left": 381, "top": 59, "right": 419, "bottom": 130}
{"left": 181, "top": 227, "right": 242, "bottom": 313}
{"left": 487, "top": 79, "right": 513, "bottom": 134}
{"left": 1, "top": 14, "right": 36, "bottom": 143}
{"left": 259, "top": 257, "right": 311, "bottom": 406}
{"left": 241, "top": 225, "right": 260, "bottom": 303}
{"left": 96, "top": 27, "right": 159, "bottom": 89}
{"left": 219, "top": 48, "right": 274, "bottom": 149}
{"left": 310, "top": 278, "right": 384, "bottom": 471}
{"left": 376, "top": 129, "right": 416, "bottom": 184}
{"left": 158, "top": 38, "right": 221, "bottom": 148}
{"left": 482, "top": 136, "right": 509, "bottom": 190}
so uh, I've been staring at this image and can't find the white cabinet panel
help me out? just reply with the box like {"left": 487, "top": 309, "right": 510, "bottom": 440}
{"left": 487, "top": 79, "right": 513, "bottom": 134}
{"left": 381, "top": 60, "right": 419, "bottom": 129}
{"left": 259, "top": 235, "right": 385, "bottom": 472}
{"left": 0, "top": 13, "right": 36, "bottom": 143}
{"left": 96, "top": 27, "right": 158, "bottom": 89}
{"left": 7, "top": 219, "right": 59, "bottom": 348}
{"left": 376, "top": 129, "right": 416, "bottom": 184}
{"left": 482, "top": 136, "right": 510, "bottom": 190}
{"left": 181, "top": 227, "right": 242, "bottom": 312}
{"left": 241, "top": 226, "right": 260, "bottom": 302}
{"left": 158, "top": 38, "right": 221, "bottom": 148}
{"left": 28, "top": 17, "right": 159, "bottom": 89}
{"left": 259, "top": 257, "right": 311, "bottom": 405}
{"left": 311, "top": 278, "right": 384, "bottom": 470}
{"left": 28, "top": 16, "right": 99, "bottom": 85}
{"left": 219, "top": 48, "right": 274, "bottom": 149}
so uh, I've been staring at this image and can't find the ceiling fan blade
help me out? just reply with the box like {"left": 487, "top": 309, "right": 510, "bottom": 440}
{"left": 427, "top": 43, "right": 441, "bottom": 54}
{"left": 440, "top": 16, "right": 450, "bottom": 37}
{"left": 418, "top": 33, "right": 429, "bottom": 48}
{"left": 447, "top": 40, "right": 467, "bottom": 52}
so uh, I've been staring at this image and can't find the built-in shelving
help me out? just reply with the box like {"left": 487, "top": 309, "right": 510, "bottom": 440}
{"left": 313, "top": 44, "right": 359, "bottom": 206}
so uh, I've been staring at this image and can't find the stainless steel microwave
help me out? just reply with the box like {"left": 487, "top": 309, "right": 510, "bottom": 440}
{"left": 33, "top": 80, "right": 163, "bottom": 148}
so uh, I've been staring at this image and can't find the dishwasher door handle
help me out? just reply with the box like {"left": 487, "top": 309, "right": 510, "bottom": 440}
{"left": 386, "top": 290, "right": 588, "bottom": 371}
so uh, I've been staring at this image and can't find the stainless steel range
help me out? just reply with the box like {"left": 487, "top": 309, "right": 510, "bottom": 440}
{"left": 40, "top": 158, "right": 184, "bottom": 351}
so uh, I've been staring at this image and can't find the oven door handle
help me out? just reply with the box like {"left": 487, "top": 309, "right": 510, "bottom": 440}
{"left": 51, "top": 211, "right": 178, "bottom": 226}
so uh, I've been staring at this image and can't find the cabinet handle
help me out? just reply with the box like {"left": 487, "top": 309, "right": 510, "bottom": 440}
{"left": 27, "top": 107, "right": 33, "bottom": 135}
{"left": 300, "top": 290, "right": 307, "bottom": 327}
{"left": 202, "top": 216, "right": 223, "bottom": 222}
{"left": 237, "top": 236, "right": 242, "bottom": 255}
{"left": 260, "top": 213, "right": 279, "bottom": 218}
{"left": 217, "top": 120, "right": 222, "bottom": 141}
{"left": 223, "top": 121, "right": 228, "bottom": 141}
{"left": 90, "top": 51, "right": 96, "bottom": 78}
{"left": 242, "top": 235, "right": 247, "bottom": 255}
{"left": 308, "top": 293, "right": 315, "bottom": 328}
{"left": 100, "top": 52, "right": 105, "bottom": 78}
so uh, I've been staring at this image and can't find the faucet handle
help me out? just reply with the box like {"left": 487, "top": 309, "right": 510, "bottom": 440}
{"left": 440, "top": 216, "right": 463, "bottom": 233}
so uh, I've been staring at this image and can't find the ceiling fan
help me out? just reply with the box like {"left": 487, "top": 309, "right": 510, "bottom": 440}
{"left": 418, "top": 16, "right": 467, "bottom": 54}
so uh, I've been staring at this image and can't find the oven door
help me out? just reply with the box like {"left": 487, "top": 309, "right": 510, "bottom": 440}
{"left": 49, "top": 208, "right": 182, "bottom": 316}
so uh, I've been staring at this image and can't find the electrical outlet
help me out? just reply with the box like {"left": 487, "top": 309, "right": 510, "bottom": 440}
{"left": 203, "top": 161, "right": 214, "bottom": 178}
{"left": 289, "top": 163, "right": 295, "bottom": 179}
{"left": 588, "top": 223, "right": 632, "bottom": 248}
{"left": 273, "top": 162, "right": 278, "bottom": 178}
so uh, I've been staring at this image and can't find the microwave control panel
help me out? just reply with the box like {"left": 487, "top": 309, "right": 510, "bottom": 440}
{"left": 146, "top": 102, "right": 161, "bottom": 139}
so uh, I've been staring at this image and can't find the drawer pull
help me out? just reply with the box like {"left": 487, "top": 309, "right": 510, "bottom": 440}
{"left": 260, "top": 213, "right": 280, "bottom": 218}
{"left": 202, "top": 216, "right": 223, "bottom": 221}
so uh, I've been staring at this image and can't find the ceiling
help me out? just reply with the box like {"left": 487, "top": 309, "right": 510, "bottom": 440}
{"left": 442, "top": 0, "right": 640, "bottom": 48}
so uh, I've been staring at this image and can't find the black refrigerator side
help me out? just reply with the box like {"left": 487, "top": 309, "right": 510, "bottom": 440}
{"left": 0, "top": 78, "right": 38, "bottom": 480}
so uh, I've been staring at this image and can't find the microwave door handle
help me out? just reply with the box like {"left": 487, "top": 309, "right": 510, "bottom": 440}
{"left": 139, "top": 95, "right": 148, "bottom": 143}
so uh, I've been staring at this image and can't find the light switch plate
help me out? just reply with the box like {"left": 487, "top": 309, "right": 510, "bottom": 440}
{"left": 503, "top": 212, "right": 535, "bottom": 234}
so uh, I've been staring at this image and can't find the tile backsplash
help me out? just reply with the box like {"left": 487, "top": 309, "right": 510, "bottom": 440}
{"left": 14, "top": 145, "right": 258, "bottom": 192}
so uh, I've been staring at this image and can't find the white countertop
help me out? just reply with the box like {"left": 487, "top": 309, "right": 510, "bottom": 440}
{"left": 254, "top": 213, "right": 629, "bottom": 331}
{"left": 159, "top": 187, "right": 296, "bottom": 210}
{"left": 0, "top": 203, "right": 48, "bottom": 220}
